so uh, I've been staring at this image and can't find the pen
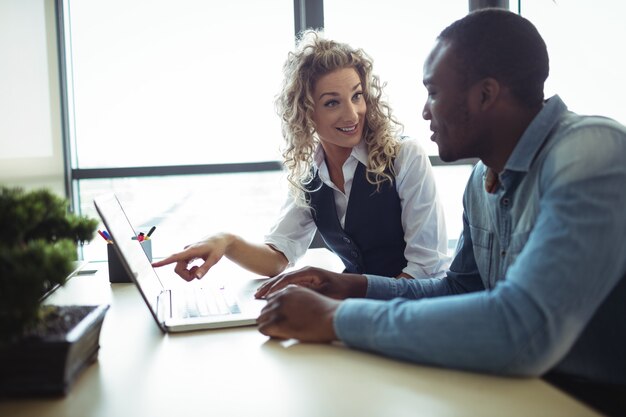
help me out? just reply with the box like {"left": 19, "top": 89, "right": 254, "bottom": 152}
{"left": 146, "top": 226, "right": 156, "bottom": 238}
{"left": 102, "top": 230, "right": 113, "bottom": 241}
{"left": 97, "top": 230, "right": 109, "bottom": 242}
{"left": 137, "top": 232, "right": 145, "bottom": 242}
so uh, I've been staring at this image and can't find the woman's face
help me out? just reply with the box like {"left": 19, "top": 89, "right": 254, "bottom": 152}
{"left": 312, "top": 67, "right": 366, "bottom": 153}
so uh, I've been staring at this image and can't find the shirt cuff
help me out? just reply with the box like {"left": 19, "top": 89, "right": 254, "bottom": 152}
{"left": 263, "top": 237, "right": 301, "bottom": 268}
{"left": 365, "top": 274, "right": 401, "bottom": 299}
{"left": 403, "top": 257, "right": 451, "bottom": 279}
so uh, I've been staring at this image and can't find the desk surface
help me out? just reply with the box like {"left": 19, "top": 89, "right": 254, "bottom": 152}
{"left": 0, "top": 249, "right": 601, "bottom": 417}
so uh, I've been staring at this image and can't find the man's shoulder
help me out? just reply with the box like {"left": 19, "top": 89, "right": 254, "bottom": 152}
{"left": 553, "top": 111, "right": 626, "bottom": 141}
{"left": 538, "top": 111, "right": 626, "bottom": 187}
{"left": 530, "top": 111, "right": 626, "bottom": 169}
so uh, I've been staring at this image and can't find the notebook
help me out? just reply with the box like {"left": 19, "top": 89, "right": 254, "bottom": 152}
{"left": 93, "top": 193, "right": 265, "bottom": 333}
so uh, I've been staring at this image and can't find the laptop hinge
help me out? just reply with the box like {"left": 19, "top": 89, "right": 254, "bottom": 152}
{"left": 157, "top": 289, "right": 172, "bottom": 323}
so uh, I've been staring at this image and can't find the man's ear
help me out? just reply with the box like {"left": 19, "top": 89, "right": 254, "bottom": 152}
{"left": 478, "top": 77, "right": 500, "bottom": 110}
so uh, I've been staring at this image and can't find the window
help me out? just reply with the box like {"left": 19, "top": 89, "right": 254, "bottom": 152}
{"left": 78, "top": 172, "right": 288, "bottom": 260}
{"left": 324, "top": 0, "right": 468, "bottom": 157}
{"left": 66, "top": 0, "right": 294, "bottom": 168}
{"left": 519, "top": 0, "right": 626, "bottom": 125}
{"left": 62, "top": 0, "right": 296, "bottom": 260}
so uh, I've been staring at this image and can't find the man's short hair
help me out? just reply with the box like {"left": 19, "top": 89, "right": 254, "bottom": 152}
{"left": 439, "top": 8, "right": 549, "bottom": 107}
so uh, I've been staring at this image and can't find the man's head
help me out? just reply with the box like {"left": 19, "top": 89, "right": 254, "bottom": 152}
{"left": 422, "top": 9, "right": 549, "bottom": 164}
{"left": 439, "top": 8, "right": 549, "bottom": 107}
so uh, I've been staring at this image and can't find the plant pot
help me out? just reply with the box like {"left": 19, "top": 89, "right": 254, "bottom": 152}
{"left": 0, "top": 304, "right": 109, "bottom": 396}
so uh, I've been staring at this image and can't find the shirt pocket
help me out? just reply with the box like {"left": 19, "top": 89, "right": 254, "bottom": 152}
{"left": 470, "top": 224, "right": 494, "bottom": 283}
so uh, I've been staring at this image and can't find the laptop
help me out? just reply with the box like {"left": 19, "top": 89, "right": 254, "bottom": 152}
{"left": 93, "top": 193, "right": 265, "bottom": 333}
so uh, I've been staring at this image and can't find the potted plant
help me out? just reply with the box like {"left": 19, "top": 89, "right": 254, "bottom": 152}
{"left": 0, "top": 186, "right": 109, "bottom": 396}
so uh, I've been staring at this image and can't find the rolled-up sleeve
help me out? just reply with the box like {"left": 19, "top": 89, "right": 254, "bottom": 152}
{"left": 264, "top": 194, "right": 317, "bottom": 267}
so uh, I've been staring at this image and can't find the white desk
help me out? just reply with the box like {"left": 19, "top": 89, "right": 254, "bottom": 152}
{"left": 0, "top": 249, "right": 602, "bottom": 417}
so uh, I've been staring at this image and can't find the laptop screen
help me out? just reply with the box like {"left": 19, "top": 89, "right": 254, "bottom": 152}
{"left": 94, "top": 193, "right": 164, "bottom": 311}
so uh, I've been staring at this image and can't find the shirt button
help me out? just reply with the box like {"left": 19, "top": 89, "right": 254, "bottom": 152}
{"left": 500, "top": 250, "right": 506, "bottom": 257}
{"left": 343, "top": 236, "right": 351, "bottom": 244}
{"left": 351, "top": 250, "right": 359, "bottom": 258}
{"left": 502, "top": 198, "right": 510, "bottom": 206}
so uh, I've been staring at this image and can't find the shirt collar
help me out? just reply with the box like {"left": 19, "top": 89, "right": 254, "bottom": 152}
{"left": 505, "top": 95, "right": 568, "bottom": 173}
{"left": 313, "top": 139, "right": 369, "bottom": 169}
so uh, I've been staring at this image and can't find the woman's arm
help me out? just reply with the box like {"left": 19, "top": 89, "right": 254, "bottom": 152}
{"left": 394, "top": 138, "right": 451, "bottom": 278}
{"left": 152, "top": 233, "right": 289, "bottom": 280}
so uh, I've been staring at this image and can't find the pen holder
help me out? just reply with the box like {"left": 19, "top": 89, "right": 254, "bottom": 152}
{"left": 107, "top": 239, "right": 152, "bottom": 283}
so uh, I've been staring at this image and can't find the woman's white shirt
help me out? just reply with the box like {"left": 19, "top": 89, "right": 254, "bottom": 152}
{"left": 264, "top": 138, "right": 451, "bottom": 278}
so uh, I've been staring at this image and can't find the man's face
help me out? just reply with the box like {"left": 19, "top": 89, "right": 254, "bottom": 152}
{"left": 422, "top": 40, "right": 482, "bottom": 162}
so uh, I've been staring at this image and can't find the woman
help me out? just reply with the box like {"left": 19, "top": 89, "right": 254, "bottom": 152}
{"left": 153, "top": 30, "right": 450, "bottom": 280}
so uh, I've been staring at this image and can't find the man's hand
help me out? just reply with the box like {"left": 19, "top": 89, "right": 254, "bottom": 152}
{"left": 257, "top": 286, "right": 340, "bottom": 342}
{"left": 254, "top": 266, "right": 367, "bottom": 300}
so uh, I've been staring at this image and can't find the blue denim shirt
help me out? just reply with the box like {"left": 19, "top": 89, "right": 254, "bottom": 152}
{"left": 334, "top": 96, "right": 626, "bottom": 384}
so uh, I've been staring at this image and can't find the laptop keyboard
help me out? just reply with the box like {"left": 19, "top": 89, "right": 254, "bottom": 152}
{"left": 172, "top": 286, "right": 241, "bottom": 318}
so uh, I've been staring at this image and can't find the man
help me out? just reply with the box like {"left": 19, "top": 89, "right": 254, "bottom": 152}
{"left": 255, "top": 8, "right": 626, "bottom": 413}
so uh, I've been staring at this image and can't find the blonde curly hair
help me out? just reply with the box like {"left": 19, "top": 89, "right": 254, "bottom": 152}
{"left": 275, "top": 30, "right": 403, "bottom": 206}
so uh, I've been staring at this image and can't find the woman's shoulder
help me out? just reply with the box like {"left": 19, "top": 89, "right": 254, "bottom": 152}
{"left": 396, "top": 136, "right": 429, "bottom": 162}
{"left": 392, "top": 136, "right": 432, "bottom": 185}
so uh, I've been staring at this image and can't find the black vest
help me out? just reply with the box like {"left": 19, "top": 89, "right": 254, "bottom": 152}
{"left": 306, "top": 163, "right": 407, "bottom": 276}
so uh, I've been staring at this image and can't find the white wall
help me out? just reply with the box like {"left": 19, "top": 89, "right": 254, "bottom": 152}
{"left": 0, "top": 0, "right": 65, "bottom": 195}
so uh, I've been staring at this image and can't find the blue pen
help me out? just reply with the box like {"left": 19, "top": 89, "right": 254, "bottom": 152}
{"left": 102, "top": 230, "right": 113, "bottom": 241}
